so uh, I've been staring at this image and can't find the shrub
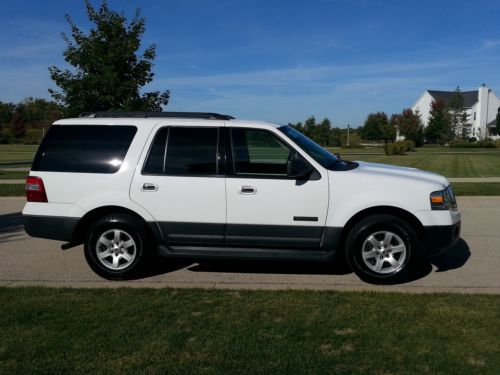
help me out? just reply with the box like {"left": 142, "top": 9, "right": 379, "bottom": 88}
{"left": 341, "top": 144, "right": 365, "bottom": 149}
{"left": 450, "top": 138, "right": 497, "bottom": 148}
{"left": 384, "top": 141, "right": 407, "bottom": 155}
{"left": 0, "top": 129, "right": 14, "bottom": 144}
{"left": 478, "top": 138, "right": 497, "bottom": 148}
{"left": 402, "top": 140, "right": 415, "bottom": 152}
{"left": 22, "top": 128, "right": 43, "bottom": 144}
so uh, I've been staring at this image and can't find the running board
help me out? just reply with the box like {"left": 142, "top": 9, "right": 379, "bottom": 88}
{"left": 157, "top": 245, "right": 333, "bottom": 261}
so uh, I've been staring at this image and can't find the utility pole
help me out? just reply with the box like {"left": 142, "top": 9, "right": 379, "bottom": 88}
{"left": 347, "top": 124, "right": 350, "bottom": 146}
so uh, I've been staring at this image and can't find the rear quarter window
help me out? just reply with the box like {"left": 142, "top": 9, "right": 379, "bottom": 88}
{"left": 31, "top": 125, "right": 137, "bottom": 173}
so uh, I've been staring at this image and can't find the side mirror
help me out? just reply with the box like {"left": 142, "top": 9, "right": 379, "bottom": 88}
{"left": 287, "top": 154, "right": 314, "bottom": 180}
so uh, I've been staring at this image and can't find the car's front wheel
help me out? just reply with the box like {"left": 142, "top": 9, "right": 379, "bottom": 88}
{"left": 84, "top": 214, "right": 150, "bottom": 280}
{"left": 345, "top": 214, "right": 420, "bottom": 283}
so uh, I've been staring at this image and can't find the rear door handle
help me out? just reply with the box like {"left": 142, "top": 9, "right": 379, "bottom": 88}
{"left": 142, "top": 183, "right": 158, "bottom": 192}
{"left": 240, "top": 185, "right": 256, "bottom": 194}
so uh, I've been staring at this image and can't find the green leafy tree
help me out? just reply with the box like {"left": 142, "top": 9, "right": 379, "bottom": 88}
{"left": 22, "top": 98, "right": 63, "bottom": 128}
{"left": 448, "top": 86, "right": 474, "bottom": 140}
{"left": 425, "top": 99, "right": 451, "bottom": 144}
{"left": 0, "top": 102, "right": 14, "bottom": 132}
{"left": 316, "top": 118, "right": 332, "bottom": 146}
{"left": 361, "top": 112, "right": 388, "bottom": 141}
{"left": 329, "top": 127, "right": 342, "bottom": 147}
{"left": 392, "top": 108, "right": 424, "bottom": 146}
{"left": 496, "top": 109, "right": 500, "bottom": 136}
{"left": 303, "top": 116, "right": 318, "bottom": 140}
{"left": 49, "top": 0, "right": 170, "bottom": 116}
{"left": 458, "top": 111, "right": 471, "bottom": 140}
{"left": 289, "top": 121, "right": 303, "bottom": 133}
{"left": 10, "top": 104, "right": 27, "bottom": 139}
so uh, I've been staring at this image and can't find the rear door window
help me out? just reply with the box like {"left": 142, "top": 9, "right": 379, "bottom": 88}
{"left": 143, "top": 127, "right": 219, "bottom": 176}
{"left": 31, "top": 125, "right": 137, "bottom": 173}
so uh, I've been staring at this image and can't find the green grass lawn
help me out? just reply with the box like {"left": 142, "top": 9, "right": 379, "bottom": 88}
{"left": 344, "top": 153, "right": 500, "bottom": 177}
{"left": 0, "top": 185, "right": 25, "bottom": 196}
{"left": 0, "top": 287, "right": 498, "bottom": 374}
{"left": 328, "top": 146, "right": 500, "bottom": 155}
{"left": 0, "top": 170, "right": 27, "bottom": 179}
{"left": 0, "top": 144, "right": 39, "bottom": 152}
{"left": 452, "top": 182, "right": 500, "bottom": 196}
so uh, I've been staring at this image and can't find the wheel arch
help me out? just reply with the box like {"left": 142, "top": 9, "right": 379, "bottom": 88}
{"left": 337, "top": 205, "right": 425, "bottom": 252}
{"left": 73, "top": 205, "right": 162, "bottom": 245}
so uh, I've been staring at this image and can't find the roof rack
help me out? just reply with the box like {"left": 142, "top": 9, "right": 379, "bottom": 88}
{"left": 78, "top": 111, "right": 235, "bottom": 120}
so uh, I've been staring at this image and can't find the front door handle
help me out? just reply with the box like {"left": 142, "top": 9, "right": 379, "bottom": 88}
{"left": 240, "top": 185, "right": 256, "bottom": 194}
{"left": 142, "top": 183, "right": 158, "bottom": 192}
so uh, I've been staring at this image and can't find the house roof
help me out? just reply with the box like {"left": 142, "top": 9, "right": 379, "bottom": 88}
{"left": 487, "top": 118, "right": 498, "bottom": 127}
{"left": 428, "top": 90, "right": 478, "bottom": 108}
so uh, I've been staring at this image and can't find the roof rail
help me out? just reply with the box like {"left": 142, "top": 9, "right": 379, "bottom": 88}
{"left": 78, "top": 111, "right": 235, "bottom": 120}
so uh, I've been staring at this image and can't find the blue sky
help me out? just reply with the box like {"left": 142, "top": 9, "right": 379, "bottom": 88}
{"left": 1, "top": 0, "right": 499, "bottom": 126}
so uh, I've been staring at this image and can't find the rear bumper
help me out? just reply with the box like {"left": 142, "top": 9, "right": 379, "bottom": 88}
{"left": 423, "top": 221, "right": 461, "bottom": 255}
{"left": 24, "top": 215, "right": 78, "bottom": 242}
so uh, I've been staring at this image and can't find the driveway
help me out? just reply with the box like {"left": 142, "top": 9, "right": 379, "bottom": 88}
{"left": 1, "top": 197, "right": 499, "bottom": 293}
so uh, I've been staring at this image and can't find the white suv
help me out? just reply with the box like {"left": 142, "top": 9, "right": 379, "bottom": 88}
{"left": 23, "top": 112, "right": 461, "bottom": 283}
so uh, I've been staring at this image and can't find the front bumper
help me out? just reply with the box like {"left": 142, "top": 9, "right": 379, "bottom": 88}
{"left": 423, "top": 220, "right": 461, "bottom": 255}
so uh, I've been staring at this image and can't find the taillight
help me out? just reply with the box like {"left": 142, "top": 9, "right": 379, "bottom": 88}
{"left": 26, "top": 176, "right": 48, "bottom": 202}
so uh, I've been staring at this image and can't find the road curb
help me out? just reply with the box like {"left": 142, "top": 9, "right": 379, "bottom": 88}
{"left": 2, "top": 280, "right": 499, "bottom": 294}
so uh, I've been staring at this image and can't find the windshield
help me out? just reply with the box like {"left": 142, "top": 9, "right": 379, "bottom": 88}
{"left": 278, "top": 125, "right": 339, "bottom": 169}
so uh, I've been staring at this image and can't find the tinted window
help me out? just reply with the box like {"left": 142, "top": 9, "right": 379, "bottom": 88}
{"left": 278, "top": 126, "right": 338, "bottom": 169}
{"left": 143, "top": 128, "right": 168, "bottom": 174}
{"left": 231, "top": 128, "right": 291, "bottom": 176}
{"left": 143, "top": 127, "right": 218, "bottom": 175}
{"left": 32, "top": 125, "right": 137, "bottom": 173}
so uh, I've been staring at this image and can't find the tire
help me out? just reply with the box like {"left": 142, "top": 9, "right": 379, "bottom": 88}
{"left": 345, "top": 214, "right": 419, "bottom": 284}
{"left": 84, "top": 214, "right": 151, "bottom": 280}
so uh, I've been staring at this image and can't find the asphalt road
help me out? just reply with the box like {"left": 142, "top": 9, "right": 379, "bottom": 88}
{"left": 1, "top": 196, "right": 499, "bottom": 294}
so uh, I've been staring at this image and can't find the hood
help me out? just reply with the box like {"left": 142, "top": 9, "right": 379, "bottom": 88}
{"left": 353, "top": 161, "right": 449, "bottom": 188}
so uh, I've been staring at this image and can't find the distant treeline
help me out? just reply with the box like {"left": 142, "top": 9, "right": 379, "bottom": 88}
{"left": 0, "top": 98, "right": 64, "bottom": 144}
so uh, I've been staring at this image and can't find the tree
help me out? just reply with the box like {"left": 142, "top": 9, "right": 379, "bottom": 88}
{"left": 392, "top": 108, "right": 424, "bottom": 146}
{"left": 22, "top": 98, "right": 63, "bottom": 128}
{"left": 496, "top": 109, "right": 500, "bottom": 136}
{"left": 0, "top": 102, "right": 15, "bottom": 132}
{"left": 329, "top": 127, "right": 342, "bottom": 147}
{"left": 458, "top": 111, "right": 471, "bottom": 140}
{"left": 448, "top": 86, "right": 464, "bottom": 139}
{"left": 303, "top": 116, "right": 318, "bottom": 140}
{"left": 49, "top": 0, "right": 170, "bottom": 116}
{"left": 425, "top": 99, "right": 451, "bottom": 144}
{"left": 316, "top": 118, "right": 332, "bottom": 146}
{"left": 361, "top": 112, "right": 388, "bottom": 141}
{"left": 10, "top": 104, "right": 27, "bottom": 139}
{"left": 380, "top": 123, "right": 397, "bottom": 144}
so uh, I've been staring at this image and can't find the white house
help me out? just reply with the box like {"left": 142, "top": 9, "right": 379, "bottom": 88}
{"left": 412, "top": 84, "right": 500, "bottom": 139}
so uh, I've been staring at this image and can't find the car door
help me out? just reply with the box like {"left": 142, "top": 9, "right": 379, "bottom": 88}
{"left": 225, "top": 127, "right": 329, "bottom": 249}
{"left": 130, "top": 125, "right": 226, "bottom": 246}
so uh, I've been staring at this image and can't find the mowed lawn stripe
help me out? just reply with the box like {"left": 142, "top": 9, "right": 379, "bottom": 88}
{"left": 0, "top": 288, "right": 498, "bottom": 374}
{"left": 347, "top": 153, "right": 500, "bottom": 177}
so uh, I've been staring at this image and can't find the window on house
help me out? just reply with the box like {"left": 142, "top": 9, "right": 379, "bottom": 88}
{"left": 474, "top": 112, "right": 476, "bottom": 120}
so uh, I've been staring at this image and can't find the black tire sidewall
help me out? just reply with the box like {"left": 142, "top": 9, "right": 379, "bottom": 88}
{"left": 346, "top": 215, "right": 416, "bottom": 283}
{"left": 84, "top": 217, "right": 146, "bottom": 280}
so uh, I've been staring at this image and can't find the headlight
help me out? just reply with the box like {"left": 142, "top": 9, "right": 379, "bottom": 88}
{"left": 430, "top": 185, "right": 457, "bottom": 211}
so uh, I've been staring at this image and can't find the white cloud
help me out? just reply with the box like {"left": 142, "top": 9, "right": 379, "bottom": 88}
{"left": 482, "top": 40, "right": 500, "bottom": 48}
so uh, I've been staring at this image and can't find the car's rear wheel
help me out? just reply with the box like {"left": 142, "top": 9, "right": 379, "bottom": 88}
{"left": 84, "top": 214, "right": 151, "bottom": 280}
{"left": 345, "top": 214, "right": 419, "bottom": 283}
